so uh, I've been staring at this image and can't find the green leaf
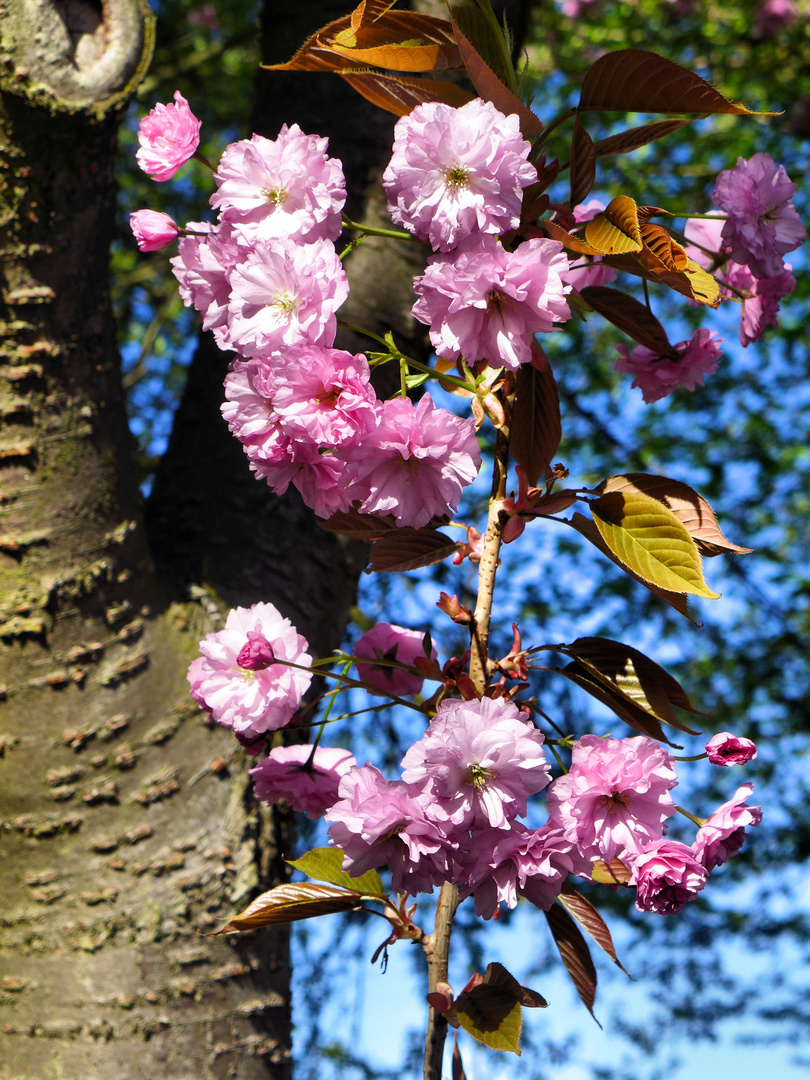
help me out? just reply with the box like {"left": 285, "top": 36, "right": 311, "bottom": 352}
{"left": 590, "top": 491, "right": 721, "bottom": 599}
{"left": 211, "top": 882, "right": 363, "bottom": 933}
{"left": 404, "top": 372, "right": 431, "bottom": 389}
{"left": 288, "top": 847, "right": 387, "bottom": 897}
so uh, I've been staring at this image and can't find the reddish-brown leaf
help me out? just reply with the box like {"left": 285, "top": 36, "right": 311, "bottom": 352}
{"left": 482, "top": 962, "right": 548, "bottom": 1008}
{"left": 554, "top": 658, "right": 675, "bottom": 744}
{"left": 340, "top": 70, "right": 474, "bottom": 115}
{"left": 449, "top": 20, "right": 543, "bottom": 138}
{"left": 564, "top": 512, "right": 700, "bottom": 624}
{"left": 559, "top": 883, "right": 630, "bottom": 975}
{"left": 591, "top": 858, "right": 633, "bottom": 885}
{"left": 329, "top": 12, "right": 461, "bottom": 72}
{"left": 579, "top": 286, "right": 676, "bottom": 356}
{"left": 593, "top": 118, "right": 691, "bottom": 157}
{"left": 579, "top": 49, "right": 765, "bottom": 116}
{"left": 595, "top": 474, "right": 753, "bottom": 557}
{"left": 545, "top": 219, "right": 603, "bottom": 256}
{"left": 319, "top": 508, "right": 399, "bottom": 540}
{"left": 639, "top": 222, "right": 689, "bottom": 271}
{"left": 545, "top": 903, "right": 599, "bottom": 1021}
{"left": 570, "top": 117, "right": 597, "bottom": 207}
{"left": 211, "top": 883, "right": 362, "bottom": 933}
{"left": 368, "top": 528, "right": 460, "bottom": 572}
{"left": 584, "top": 196, "right": 643, "bottom": 254}
{"left": 350, "top": 0, "right": 398, "bottom": 32}
{"left": 510, "top": 360, "right": 562, "bottom": 486}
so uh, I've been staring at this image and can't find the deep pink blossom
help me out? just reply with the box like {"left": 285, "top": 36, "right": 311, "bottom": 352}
{"left": 221, "top": 360, "right": 298, "bottom": 494}
{"left": 382, "top": 99, "right": 536, "bottom": 252}
{"left": 546, "top": 734, "right": 678, "bottom": 863}
{"left": 712, "top": 153, "right": 806, "bottom": 278}
{"left": 251, "top": 745, "right": 356, "bottom": 819}
{"left": 188, "top": 602, "right": 312, "bottom": 738}
{"left": 614, "top": 328, "right": 722, "bottom": 403}
{"left": 130, "top": 210, "right": 181, "bottom": 251}
{"left": 413, "top": 235, "right": 570, "bottom": 370}
{"left": 227, "top": 237, "right": 348, "bottom": 357}
{"left": 401, "top": 696, "right": 552, "bottom": 830}
{"left": 211, "top": 126, "right": 345, "bottom": 243}
{"left": 692, "top": 783, "right": 763, "bottom": 872}
{"left": 290, "top": 445, "right": 354, "bottom": 519}
{"left": 136, "top": 91, "right": 201, "bottom": 182}
{"left": 631, "top": 839, "right": 709, "bottom": 916}
{"left": 325, "top": 765, "right": 452, "bottom": 894}
{"left": 705, "top": 732, "right": 758, "bottom": 767}
{"left": 353, "top": 623, "right": 436, "bottom": 698}
{"left": 344, "top": 394, "right": 481, "bottom": 529}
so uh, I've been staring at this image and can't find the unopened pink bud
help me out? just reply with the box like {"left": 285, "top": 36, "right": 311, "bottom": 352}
{"left": 237, "top": 631, "right": 276, "bottom": 671}
{"left": 130, "top": 210, "right": 180, "bottom": 251}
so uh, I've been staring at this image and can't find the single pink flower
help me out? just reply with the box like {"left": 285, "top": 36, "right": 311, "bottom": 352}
{"left": 187, "top": 602, "right": 312, "bottom": 739}
{"left": 705, "top": 732, "right": 757, "bottom": 767}
{"left": 614, "top": 328, "right": 722, "bottom": 403}
{"left": 353, "top": 623, "right": 436, "bottom": 698}
{"left": 712, "top": 153, "right": 806, "bottom": 279}
{"left": 631, "top": 839, "right": 709, "bottom": 916}
{"left": 692, "top": 783, "right": 762, "bottom": 872}
{"left": 413, "top": 235, "right": 570, "bottom": 370}
{"left": 251, "top": 745, "right": 356, "bottom": 819}
{"left": 211, "top": 126, "right": 345, "bottom": 244}
{"left": 171, "top": 221, "right": 244, "bottom": 348}
{"left": 344, "top": 394, "right": 481, "bottom": 529}
{"left": 382, "top": 98, "right": 536, "bottom": 252}
{"left": 136, "top": 91, "right": 201, "bottom": 182}
{"left": 546, "top": 734, "right": 678, "bottom": 863}
{"left": 129, "top": 210, "right": 181, "bottom": 251}
{"left": 401, "top": 696, "right": 552, "bottom": 830}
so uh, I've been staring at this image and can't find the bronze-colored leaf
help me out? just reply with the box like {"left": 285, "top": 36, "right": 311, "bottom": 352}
{"left": 579, "top": 286, "right": 676, "bottom": 356}
{"left": 570, "top": 116, "right": 596, "bottom": 207}
{"left": 482, "top": 962, "right": 548, "bottom": 1008}
{"left": 319, "top": 508, "right": 398, "bottom": 540}
{"left": 639, "top": 222, "right": 688, "bottom": 271}
{"left": 368, "top": 528, "right": 460, "bottom": 572}
{"left": 591, "top": 858, "right": 633, "bottom": 885}
{"left": 585, "top": 196, "right": 642, "bottom": 254}
{"left": 328, "top": 11, "right": 461, "bottom": 72}
{"left": 449, "top": 20, "right": 543, "bottom": 138}
{"left": 454, "top": 984, "right": 523, "bottom": 1054}
{"left": 262, "top": 14, "right": 364, "bottom": 73}
{"left": 510, "top": 359, "right": 562, "bottom": 485}
{"left": 564, "top": 512, "right": 699, "bottom": 624}
{"left": 596, "top": 474, "right": 753, "bottom": 557}
{"left": 579, "top": 49, "right": 766, "bottom": 116}
{"left": 211, "top": 882, "right": 362, "bottom": 933}
{"left": 545, "top": 219, "right": 603, "bottom": 255}
{"left": 545, "top": 903, "right": 599, "bottom": 1021}
{"left": 339, "top": 70, "right": 475, "bottom": 115}
{"left": 447, "top": 0, "right": 509, "bottom": 85}
{"left": 593, "top": 118, "right": 691, "bottom": 157}
{"left": 350, "top": 0, "right": 398, "bottom": 32}
{"left": 559, "top": 883, "right": 630, "bottom": 975}
{"left": 554, "top": 658, "right": 674, "bottom": 744}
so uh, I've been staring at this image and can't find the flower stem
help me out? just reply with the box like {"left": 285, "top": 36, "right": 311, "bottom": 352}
{"left": 422, "top": 881, "right": 460, "bottom": 1080}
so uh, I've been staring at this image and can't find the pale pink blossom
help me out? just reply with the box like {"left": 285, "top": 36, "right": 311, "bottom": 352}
{"left": 251, "top": 745, "right": 356, "bottom": 819}
{"left": 712, "top": 153, "right": 806, "bottom": 279}
{"left": 345, "top": 395, "right": 481, "bottom": 529}
{"left": 631, "top": 839, "right": 709, "bottom": 915}
{"left": 412, "top": 235, "right": 570, "bottom": 370}
{"left": 692, "top": 783, "right": 762, "bottom": 872}
{"left": 290, "top": 446, "right": 354, "bottom": 519}
{"left": 211, "top": 126, "right": 345, "bottom": 244}
{"left": 129, "top": 210, "right": 180, "bottom": 251}
{"left": 401, "top": 696, "right": 552, "bottom": 831}
{"left": 136, "top": 91, "right": 201, "bottom": 182}
{"left": 188, "top": 602, "right": 312, "bottom": 738}
{"left": 705, "top": 732, "right": 757, "bottom": 767}
{"left": 614, "top": 328, "right": 722, "bottom": 403}
{"left": 353, "top": 623, "right": 436, "bottom": 698}
{"left": 325, "top": 764, "right": 452, "bottom": 894}
{"left": 221, "top": 360, "right": 298, "bottom": 494}
{"left": 227, "top": 238, "right": 348, "bottom": 357}
{"left": 382, "top": 98, "right": 536, "bottom": 252}
{"left": 546, "top": 734, "right": 678, "bottom": 863}
{"left": 171, "top": 222, "right": 244, "bottom": 348}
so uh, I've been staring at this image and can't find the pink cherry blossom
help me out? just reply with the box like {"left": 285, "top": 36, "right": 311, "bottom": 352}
{"left": 692, "top": 783, "right": 763, "bottom": 872}
{"left": 171, "top": 222, "right": 245, "bottom": 348}
{"left": 712, "top": 153, "right": 806, "bottom": 279}
{"left": 136, "top": 91, "right": 201, "bottom": 182}
{"left": 211, "top": 126, "right": 345, "bottom": 243}
{"left": 401, "top": 696, "right": 552, "bottom": 830}
{"left": 187, "top": 602, "right": 312, "bottom": 738}
{"left": 325, "top": 764, "right": 452, "bottom": 894}
{"left": 129, "top": 210, "right": 181, "bottom": 252}
{"left": 546, "top": 734, "right": 678, "bottom": 863}
{"left": 382, "top": 98, "right": 536, "bottom": 252}
{"left": 344, "top": 394, "right": 481, "bottom": 529}
{"left": 221, "top": 360, "right": 298, "bottom": 493}
{"left": 614, "top": 328, "right": 722, "bottom": 403}
{"left": 251, "top": 745, "right": 356, "bottom": 819}
{"left": 290, "top": 445, "right": 355, "bottom": 519}
{"left": 353, "top": 623, "right": 436, "bottom": 698}
{"left": 227, "top": 237, "right": 348, "bottom": 357}
{"left": 412, "top": 235, "right": 570, "bottom": 370}
{"left": 631, "top": 839, "right": 709, "bottom": 916}
{"left": 705, "top": 732, "right": 758, "bottom": 767}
